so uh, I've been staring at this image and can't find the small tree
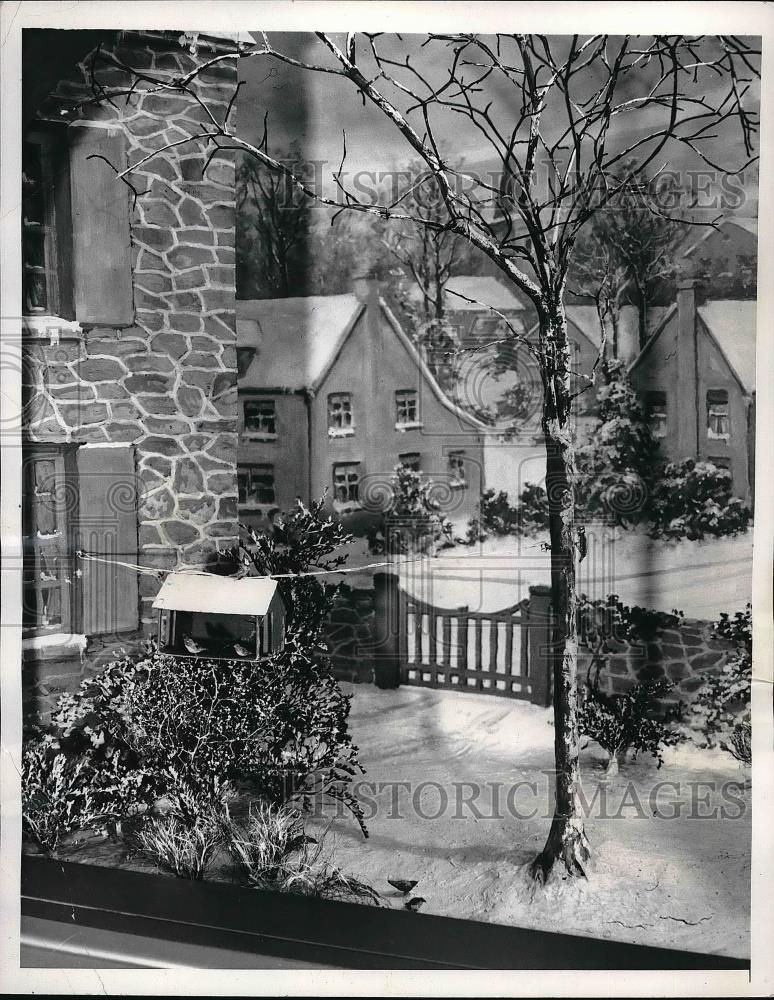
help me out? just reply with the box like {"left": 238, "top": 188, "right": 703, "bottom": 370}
{"left": 575, "top": 359, "right": 657, "bottom": 526}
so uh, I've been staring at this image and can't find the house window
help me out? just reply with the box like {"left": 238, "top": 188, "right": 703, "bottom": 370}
{"left": 398, "top": 452, "right": 421, "bottom": 473}
{"left": 22, "top": 132, "right": 72, "bottom": 318}
{"left": 707, "top": 389, "right": 730, "bottom": 439}
{"left": 395, "top": 389, "right": 420, "bottom": 428}
{"left": 23, "top": 140, "right": 57, "bottom": 314}
{"left": 328, "top": 393, "right": 354, "bottom": 437}
{"left": 239, "top": 464, "right": 275, "bottom": 506}
{"left": 448, "top": 450, "right": 466, "bottom": 485}
{"left": 333, "top": 462, "right": 360, "bottom": 504}
{"left": 645, "top": 391, "right": 667, "bottom": 438}
{"left": 244, "top": 399, "right": 276, "bottom": 438}
{"left": 22, "top": 448, "right": 74, "bottom": 634}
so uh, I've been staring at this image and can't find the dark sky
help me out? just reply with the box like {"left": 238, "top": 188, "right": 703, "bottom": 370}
{"left": 237, "top": 33, "right": 759, "bottom": 220}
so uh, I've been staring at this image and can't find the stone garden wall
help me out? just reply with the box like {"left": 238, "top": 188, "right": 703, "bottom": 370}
{"left": 579, "top": 618, "right": 734, "bottom": 707}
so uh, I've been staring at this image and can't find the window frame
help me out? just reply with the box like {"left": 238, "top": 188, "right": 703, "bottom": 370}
{"left": 645, "top": 390, "right": 668, "bottom": 439}
{"left": 448, "top": 449, "right": 467, "bottom": 487}
{"left": 238, "top": 463, "right": 276, "bottom": 509}
{"left": 22, "top": 126, "right": 74, "bottom": 321}
{"left": 706, "top": 389, "right": 731, "bottom": 440}
{"left": 332, "top": 461, "right": 362, "bottom": 510}
{"left": 398, "top": 452, "right": 421, "bottom": 474}
{"left": 22, "top": 444, "right": 79, "bottom": 637}
{"left": 243, "top": 399, "right": 277, "bottom": 440}
{"left": 395, "top": 389, "right": 421, "bottom": 430}
{"left": 328, "top": 392, "right": 355, "bottom": 438}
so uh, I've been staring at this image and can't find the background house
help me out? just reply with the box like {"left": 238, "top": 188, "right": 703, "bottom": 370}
{"left": 237, "top": 275, "right": 488, "bottom": 534}
{"left": 628, "top": 282, "right": 756, "bottom": 501}
{"left": 21, "top": 30, "right": 241, "bottom": 718}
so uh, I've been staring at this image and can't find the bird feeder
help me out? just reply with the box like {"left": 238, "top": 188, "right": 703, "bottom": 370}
{"left": 152, "top": 573, "right": 286, "bottom": 661}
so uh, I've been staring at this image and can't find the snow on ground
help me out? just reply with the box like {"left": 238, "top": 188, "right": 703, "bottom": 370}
{"left": 397, "top": 529, "right": 752, "bottom": 619}
{"left": 309, "top": 683, "right": 750, "bottom": 959}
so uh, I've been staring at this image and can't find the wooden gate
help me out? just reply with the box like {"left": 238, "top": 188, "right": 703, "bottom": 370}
{"left": 395, "top": 586, "right": 552, "bottom": 704}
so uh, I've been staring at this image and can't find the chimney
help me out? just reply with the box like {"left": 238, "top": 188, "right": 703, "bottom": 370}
{"left": 352, "top": 268, "right": 384, "bottom": 404}
{"left": 352, "top": 268, "right": 380, "bottom": 304}
{"left": 676, "top": 279, "right": 699, "bottom": 457}
{"left": 616, "top": 304, "right": 640, "bottom": 365}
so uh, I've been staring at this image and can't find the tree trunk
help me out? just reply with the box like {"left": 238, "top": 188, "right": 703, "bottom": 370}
{"left": 530, "top": 301, "right": 591, "bottom": 884}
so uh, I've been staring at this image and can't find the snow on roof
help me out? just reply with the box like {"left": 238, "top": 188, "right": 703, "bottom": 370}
{"left": 443, "top": 276, "right": 525, "bottom": 312}
{"left": 698, "top": 300, "right": 756, "bottom": 392}
{"left": 682, "top": 217, "right": 758, "bottom": 258}
{"left": 153, "top": 573, "right": 279, "bottom": 615}
{"left": 565, "top": 305, "right": 606, "bottom": 348}
{"left": 237, "top": 295, "right": 364, "bottom": 391}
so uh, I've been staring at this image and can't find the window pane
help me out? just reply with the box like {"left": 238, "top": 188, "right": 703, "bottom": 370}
{"left": 24, "top": 271, "right": 48, "bottom": 313}
{"left": 24, "top": 229, "right": 47, "bottom": 269}
{"left": 329, "top": 394, "right": 353, "bottom": 430}
{"left": 396, "top": 390, "right": 418, "bottom": 424}
{"left": 333, "top": 464, "right": 360, "bottom": 502}
{"left": 244, "top": 400, "right": 276, "bottom": 435}
{"left": 22, "top": 143, "right": 45, "bottom": 225}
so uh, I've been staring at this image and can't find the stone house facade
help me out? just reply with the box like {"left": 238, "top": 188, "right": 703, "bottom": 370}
{"left": 21, "top": 30, "right": 240, "bottom": 718}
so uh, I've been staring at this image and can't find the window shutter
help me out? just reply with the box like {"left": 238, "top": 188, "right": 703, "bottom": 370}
{"left": 68, "top": 125, "right": 134, "bottom": 326}
{"left": 75, "top": 445, "right": 139, "bottom": 636}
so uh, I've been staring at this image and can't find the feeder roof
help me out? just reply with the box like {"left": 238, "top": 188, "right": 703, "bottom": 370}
{"left": 152, "top": 573, "right": 279, "bottom": 615}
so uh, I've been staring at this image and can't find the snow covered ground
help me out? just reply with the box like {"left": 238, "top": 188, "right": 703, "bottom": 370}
{"left": 311, "top": 683, "right": 750, "bottom": 959}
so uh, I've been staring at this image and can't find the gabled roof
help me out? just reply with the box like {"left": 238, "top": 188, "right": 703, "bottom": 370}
{"left": 237, "top": 293, "right": 490, "bottom": 431}
{"left": 629, "top": 299, "right": 755, "bottom": 394}
{"left": 153, "top": 573, "right": 279, "bottom": 615}
{"left": 237, "top": 295, "right": 364, "bottom": 392}
{"left": 697, "top": 300, "right": 756, "bottom": 392}
{"left": 442, "top": 275, "right": 525, "bottom": 313}
{"left": 682, "top": 217, "right": 758, "bottom": 259}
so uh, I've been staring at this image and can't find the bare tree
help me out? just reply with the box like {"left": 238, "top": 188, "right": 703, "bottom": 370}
{"left": 568, "top": 164, "right": 689, "bottom": 352}
{"left": 237, "top": 145, "right": 313, "bottom": 297}
{"left": 80, "top": 32, "right": 760, "bottom": 884}
{"left": 380, "top": 157, "right": 472, "bottom": 323}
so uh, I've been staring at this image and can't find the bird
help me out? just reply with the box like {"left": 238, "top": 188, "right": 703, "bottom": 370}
{"left": 182, "top": 635, "right": 206, "bottom": 656}
{"left": 388, "top": 878, "right": 419, "bottom": 895}
{"left": 404, "top": 897, "right": 426, "bottom": 912}
{"left": 233, "top": 643, "right": 252, "bottom": 658}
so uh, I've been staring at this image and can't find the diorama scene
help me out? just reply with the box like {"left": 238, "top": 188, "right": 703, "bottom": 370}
{"left": 19, "top": 28, "right": 757, "bottom": 962}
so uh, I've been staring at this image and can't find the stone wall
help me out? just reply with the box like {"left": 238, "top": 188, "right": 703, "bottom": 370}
{"left": 22, "top": 32, "right": 240, "bottom": 717}
{"left": 579, "top": 617, "right": 734, "bottom": 707}
{"left": 323, "top": 583, "right": 377, "bottom": 684}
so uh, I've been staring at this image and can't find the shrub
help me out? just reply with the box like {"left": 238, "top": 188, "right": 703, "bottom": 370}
{"left": 464, "top": 485, "right": 547, "bottom": 543}
{"left": 379, "top": 464, "right": 454, "bottom": 554}
{"left": 579, "top": 678, "right": 681, "bottom": 775}
{"left": 690, "top": 604, "right": 751, "bottom": 755}
{"left": 648, "top": 460, "right": 752, "bottom": 540}
{"left": 222, "top": 801, "right": 381, "bottom": 905}
{"left": 22, "top": 738, "right": 146, "bottom": 853}
{"left": 723, "top": 722, "right": 752, "bottom": 765}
